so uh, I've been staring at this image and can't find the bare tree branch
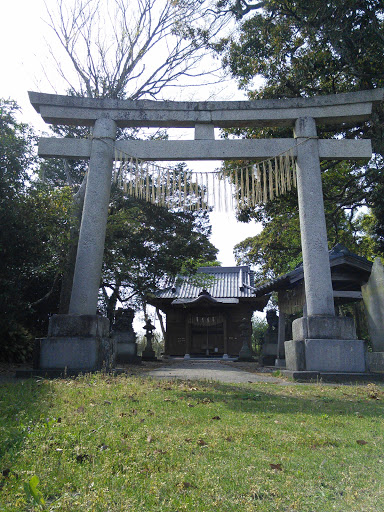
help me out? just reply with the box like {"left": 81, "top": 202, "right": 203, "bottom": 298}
{"left": 43, "top": 0, "right": 229, "bottom": 101}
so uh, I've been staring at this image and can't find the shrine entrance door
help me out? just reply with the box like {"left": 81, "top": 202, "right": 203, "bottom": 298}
{"left": 190, "top": 315, "right": 224, "bottom": 357}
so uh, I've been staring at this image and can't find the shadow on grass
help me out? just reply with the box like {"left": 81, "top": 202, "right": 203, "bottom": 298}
{"left": 151, "top": 377, "right": 384, "bottom": 419}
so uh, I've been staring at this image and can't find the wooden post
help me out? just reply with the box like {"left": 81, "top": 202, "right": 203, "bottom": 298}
{"left": 275, "top": 311, "right": 286, "bottom": 367}
{"left": 184, "top": 314, "right": 191, "bottom": 359}
{"left": 223, "top": 315, "right": 229, "bottom": 359}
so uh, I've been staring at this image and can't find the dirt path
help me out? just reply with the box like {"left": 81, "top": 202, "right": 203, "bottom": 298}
{"left": 0, "top": 359, "right": 289, "bottom": 384}
{"left": 145, "top": 359, "right": 291, "bottom": 385}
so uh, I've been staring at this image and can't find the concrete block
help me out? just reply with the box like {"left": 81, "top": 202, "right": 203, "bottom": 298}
{"left": 292, "top": 316, "right": 357, "bottom": 341}
{"left": 38, "top": 336, "right": 116, "bottom": 371}
{"left": 284, "top": 340, "right": 305, "bottom": 371}
{"left": 305, "top": 339, "right": 365, "bottom": 372}
{"left": 366, "top": 352, "right": 384, "bottom": 373}
{"left": 113, "top": 331, "right": 139, "bottom": 364}
{"left": 281, "top": 370, "right": 384, "bottom": 383}
{"left": 116, "top": 343, "right": 140, "bottom": 364}
{"left": 48, "top": 314, "right": 110, "bottom": 338}
{"left": 194, "top": 123, "right": 215, "bottom": 140}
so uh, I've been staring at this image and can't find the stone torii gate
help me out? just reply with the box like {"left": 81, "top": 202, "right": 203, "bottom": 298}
{"left": 29, "top": 89, "right": 383, "bottom": 373}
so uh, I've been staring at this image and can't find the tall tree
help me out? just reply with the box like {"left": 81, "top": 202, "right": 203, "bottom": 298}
{"left": 208, "top": 0, "right": 384, "bottom": 277}
{"left": 0, "top": 100, "right": 72, "bottom": 360}
{"left": 45, "top": 0, "right": 224, "bottom": 100}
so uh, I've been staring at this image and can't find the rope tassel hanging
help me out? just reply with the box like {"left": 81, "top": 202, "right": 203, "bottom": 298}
{"left": 113, "top": 143, "right": 298, "bottom": 211}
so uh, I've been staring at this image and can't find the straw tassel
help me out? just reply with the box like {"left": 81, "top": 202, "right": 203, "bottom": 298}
{"left": 151, "top": 167, "right": 156, "bottom": 204}
{"left": 195, "top": 175, "right": 200, "bottom": 210}
{"left": 268, "top": 161, "right": 274, "bottom": 201}
{"left": 183, "top": 173, "right": 187, "bottom": 210}
{"left": 146, "top": 166, "right": 150, "bottom": 202}
{"left": 285, "top": 153, "right": 291, "bottom": 191}
{"left": 172, "top": 170, "right": 176, "bottom": 206}
{"left": 251, "top": 165, "right": 256, "bottom": 206}
{"left": 263, "top": 162, "right": 267, "bottom": 203}
{"left": 177, "top": 172, "right": 182, "bottom": 208}
{"left": 212, "top": 171, "right": 216, "bottom": 208}
{"left": 123, "top": 164, "right": 128, "bottom": 193}
{"left": 223, "top": 170, "right": 228, "bottom": 212}
{"left": 245, "top": 166, "right": 250, "bottom": 207}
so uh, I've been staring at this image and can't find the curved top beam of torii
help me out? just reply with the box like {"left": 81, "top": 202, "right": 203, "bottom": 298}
{"left": 29, "top": 89, "right": 384, "bottom": 129}
{"left": 29, "top": 89, "right": 383, "bottom": 162}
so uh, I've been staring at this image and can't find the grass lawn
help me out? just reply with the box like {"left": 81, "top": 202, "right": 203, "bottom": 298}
{"left": 0, "top": 373, "right": 384, "bottom": 511}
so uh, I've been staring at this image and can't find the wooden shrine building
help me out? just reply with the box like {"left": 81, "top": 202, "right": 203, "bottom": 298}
{"left": 150, "top": 266, "right": 269, "bottom": 358}
{"left": 252, "top": 244, "right": 373, "bottom": 365}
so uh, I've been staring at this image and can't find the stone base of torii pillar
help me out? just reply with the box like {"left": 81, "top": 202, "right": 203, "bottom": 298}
{"left": 285, "top": 316, "right": 366, "bottom": 372}
{"left": 35, "top": 315, "right": 116, "bottom": 372}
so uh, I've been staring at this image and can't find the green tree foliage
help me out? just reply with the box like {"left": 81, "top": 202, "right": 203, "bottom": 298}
{"left": 251, "top": 314, "right": 268, "bottom": 355}
{"left": 100, "top": 184, "right": 218, "bottom": 323}
{"left": 0, "top": 100, "right": 72, "bottom": 361}
{"left": 210, "top": 0, "right": 384, "bottom": 277}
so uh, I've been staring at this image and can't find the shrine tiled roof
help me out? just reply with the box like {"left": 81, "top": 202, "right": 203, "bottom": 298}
{"left": 156, "top": 266, "right": 257, "bottom": 300}
{"left": 252, "top": 244, "right": 372, "bottom": 296}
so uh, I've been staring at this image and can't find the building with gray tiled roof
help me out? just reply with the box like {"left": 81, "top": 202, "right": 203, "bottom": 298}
{"left": 150, "top": 266, "right": 269, "bottom": 358}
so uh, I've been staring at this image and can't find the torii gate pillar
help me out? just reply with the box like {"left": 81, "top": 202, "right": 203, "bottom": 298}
{"left": 284, "top": 117, "right": 366, "bottom": 373}
{"left": 38, "top": 118, "right": 117, "bottom": 372}
{"left": 69, "top": 118, "right": 117, "bottom": 315}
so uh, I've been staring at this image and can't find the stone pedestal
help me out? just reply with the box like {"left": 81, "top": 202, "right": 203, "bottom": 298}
{"left": 142, "top": 342, "right": 157, "bottom": 361}
{"left": 237, "top": 317, "right": 254, "bottom": 361}
{"left": 113, "top": 332, "right": 141, "bottom": 364}
{"left": 112, "top": 308, "right": 141, "bottom": 364}
{"left": 37, "top": 314, "right": 116, "bottom": 371}
{"left": 260, "top": 310, "right": 279, "bottom": 366}
{"left": 238, "top": 343, "right": 254, "bottom": 361}
{"left": 292, "top": 316, "right": 357, "bottom": 341}
{"left": 285, "top": 315, "right": 366, "bottom": 372}
{"left": 362, "top": 258, "right": 384, "bottom": 373}
{"left": 362, "top": 258, "right": 384, "bottom": 351}
{"left": 366, "top": 352, "right": 384, "bottom": 373}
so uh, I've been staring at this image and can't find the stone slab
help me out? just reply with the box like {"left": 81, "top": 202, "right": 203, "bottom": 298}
{"left": 29, "top": 89, "right": 384, "bottom": 128}
{"left": 38, "top": 137, "right": 372, "bottom": 161}
{"left": 261, "top": 342, "right": 278, "bottom": 356}
{"left": 305, "top": 339, "right": 365, "bottom": 372}
{"left": 116, "top": 343, "right": 141, "bottom": 364}
{"left": 292, "top": 316, "right": 357, "bottom": 341}
{"left": 284, "top": 340, "right": 305, "bottom": 371}
{"left": 48, "top": 314, "right": 110, "bottom": 338}
{"left": 362, "top": 258, "right": 384, "bottom": 351}
{"left": 366, "top": 352, "right": 384, "bottom": 373}
{"left": 15, "top": 368, "right": 129, "bottom": 379}
{"left": 38, "top": 336, "right": 115, "bottom": 371}
{"left": 282, "top": 370, "right": 384, "bottom": 383}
